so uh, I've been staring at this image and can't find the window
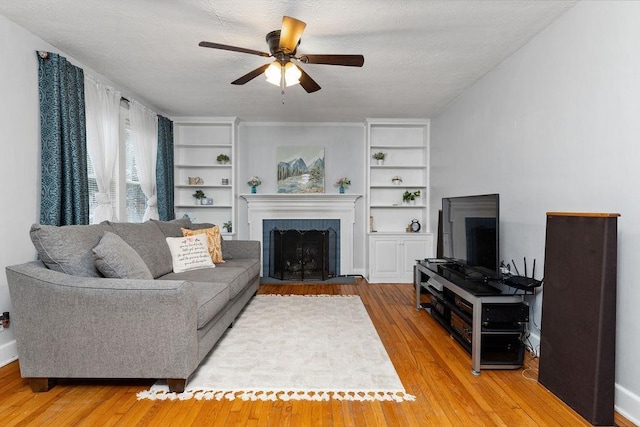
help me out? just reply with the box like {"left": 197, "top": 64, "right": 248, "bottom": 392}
{"left": 87, "top": 103, "right": 147, "bottom": 223}
{"left": 124, "top": 126, "right": 146, "bottom": 222}
{"left": 87, "top": 156, "right": 118, "bottom": 224}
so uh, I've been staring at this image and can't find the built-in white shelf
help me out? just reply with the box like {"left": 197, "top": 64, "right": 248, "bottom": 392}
{"left": 173, "top": 117, "right": 237, "bottom": 227}
{"left": 366, "top": 118, "right": 434, "bottom": 283}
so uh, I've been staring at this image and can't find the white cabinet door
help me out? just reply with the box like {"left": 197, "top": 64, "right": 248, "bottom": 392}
{"left": 369, "top": 237, "right": 402, "bottom": 282}
{"left": 368, "top": 234, "right": 434, "bottom": 283}
{"left": 402, "top": 237, "right": 433, "bottom": 279}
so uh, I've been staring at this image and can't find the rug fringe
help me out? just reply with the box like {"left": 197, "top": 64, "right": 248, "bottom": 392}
{"left": 259, "top": 294, "right": 359, "bottom": 298}
{"left": 137, "top": 389, "right": 416, "bottom": 402}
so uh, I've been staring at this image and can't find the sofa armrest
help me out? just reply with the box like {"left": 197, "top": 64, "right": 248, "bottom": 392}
{"left": 222, "top": 240, "right": 260, "bottom": 260}
{"left": 6, "top": 261, "right": 199, "bottom": 380}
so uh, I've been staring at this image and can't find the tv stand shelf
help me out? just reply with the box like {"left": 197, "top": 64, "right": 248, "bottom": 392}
{"left": 415, "top": 260, "right": 527, "bottom": 375}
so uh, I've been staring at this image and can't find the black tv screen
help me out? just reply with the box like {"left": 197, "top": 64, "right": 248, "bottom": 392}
{"left": 441, "top": 194, "right": 500, "bottom": 279}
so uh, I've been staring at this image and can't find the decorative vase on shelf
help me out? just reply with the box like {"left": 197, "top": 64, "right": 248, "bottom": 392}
{"left": 251, "top": 186, "right": 257, "bottom": 194}
{"left": 339, "top": 186, "right": 345, "bottom": 194}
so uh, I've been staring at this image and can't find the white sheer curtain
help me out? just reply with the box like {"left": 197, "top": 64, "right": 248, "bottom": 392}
{"left": 129, "top": 100, "right": 159, "bottom": 221}
{"left": 84, "top": 76, "right": 121, "bottom": 223}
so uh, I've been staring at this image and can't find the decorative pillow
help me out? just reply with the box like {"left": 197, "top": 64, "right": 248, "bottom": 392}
{"left": 30, "top": 223, "right": 115, "bottom": 277}
{"left": 182, "top": 226, "right": 225, "bottom": 264}
{"left": 93, "top": 232, "right": 153, "bottom": 279}
{"left": 166, "top": 234, "right": 215, "bottom": 273}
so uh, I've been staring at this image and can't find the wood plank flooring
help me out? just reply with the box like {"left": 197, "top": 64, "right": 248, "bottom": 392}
{"left": 0, "top": 280, "right": 635, "bottom": 426}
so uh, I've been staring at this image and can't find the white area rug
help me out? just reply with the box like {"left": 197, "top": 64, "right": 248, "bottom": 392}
{"left": 137, "top": 295, "right": 414, "bottom": 401}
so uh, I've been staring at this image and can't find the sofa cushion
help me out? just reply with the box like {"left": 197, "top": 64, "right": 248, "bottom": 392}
{"left": 30, "top": 223, "right": 115, "bottom": 277}
{"left": 93, "top": 232, "right": 153, "bottom": 279}
{"left": 182, "top": 226, "right": 224, "bottom": 264}
{"left": 219, "top": 259, "right": 260, "bottom": 282}
{"left": 161, "top": 265, "right": 250, "bottom": 300}
{"left": 166, "top": 235, "right": 215, "bottom": 273}
{"left": 104, "top": 221, "right": 173, "bottom": 278}
{"left": 150, "top": 218, "right": 193, "bottom": 238}
{"left": 190, "top": 282, "right": 229, "bottom": 328}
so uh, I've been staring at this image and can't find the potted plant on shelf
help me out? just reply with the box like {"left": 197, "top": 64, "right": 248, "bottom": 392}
{"left": 402, "top": 190, "right": 421, "bottom": 205}
{"left": 216, "top": 154, "right": 230, "bottom": 164}
{"left": 223, "top": 221, "right": 232, "bottom": 233}
{"left": 247, "top": 176, "right": 262, "bottom": 193}
{"left": 373, "top": 152, "right": 386, "bottom": 165}
{"left": 192, "top": 189, "right": 206, "bottom": 205}
{"left": 335, "top": 177, "right": 351, "bottom": 194}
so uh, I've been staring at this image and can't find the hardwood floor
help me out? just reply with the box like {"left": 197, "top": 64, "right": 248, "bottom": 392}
{"left": 0, "top": 279, "right": 635, "bottom": 426}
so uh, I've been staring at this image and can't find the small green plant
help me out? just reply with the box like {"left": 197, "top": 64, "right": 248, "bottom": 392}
{"left": 217, "top": 154, "right": 230, "bottom": 164}
{"left": 402, "top": 190, "right": 421, "bottom": 202}
{"left": 223, "top": 221, "right": 232, "bottom": 232}
{"left": 372, "top": 152, "right": 386, "bottom": 160}
{"left": 192, "top": 189, "right": 206, "bottom": 200}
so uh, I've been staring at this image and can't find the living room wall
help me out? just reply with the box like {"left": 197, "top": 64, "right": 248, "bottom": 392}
{"left": 0, "top": 14, "right": 156, "bottom": 367}
{"left": 236, "top": 123, "right": 367, "bottom": 274}
{"left": 0, "top": 14, "right": 43, "bottom": 365}
{"left": 430, "top": 1, "right": 640, "bottom": 422}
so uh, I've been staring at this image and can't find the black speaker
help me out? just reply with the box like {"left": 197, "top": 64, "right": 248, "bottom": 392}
{"left": 539, "top": 212, "right": 619, "bottom": 426}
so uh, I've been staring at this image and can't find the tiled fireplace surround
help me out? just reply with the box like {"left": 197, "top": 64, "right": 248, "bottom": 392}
{"left": 242, "top": 194, "right": 360, "bottom": 277}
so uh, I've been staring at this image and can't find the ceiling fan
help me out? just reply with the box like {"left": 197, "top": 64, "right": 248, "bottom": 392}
{"left": 199, "top": 16, "right": 364, "bottom": 93}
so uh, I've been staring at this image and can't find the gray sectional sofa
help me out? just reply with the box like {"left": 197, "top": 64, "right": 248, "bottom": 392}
{"left": 5, "top": 218, "right": 260, "bottom": 393}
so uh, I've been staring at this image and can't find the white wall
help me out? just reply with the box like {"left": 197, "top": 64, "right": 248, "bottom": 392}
{"left": 430, "top": 1, "right": 640, "bottom": 422}
{"left": 237, "top": 123, "right": 367, "bottom": 273}
{"left": 0, "top": 15, "right": 160, "bottom": 367}
{"left": 0, "top": 14, "right": 45, "bottom": 365}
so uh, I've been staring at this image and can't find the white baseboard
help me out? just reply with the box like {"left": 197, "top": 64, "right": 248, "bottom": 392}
{"left": 0, "top": 338, "right": 18, "bottom": 368}
{"left": 615, "top": 384, "right": 640, "bottom": 425}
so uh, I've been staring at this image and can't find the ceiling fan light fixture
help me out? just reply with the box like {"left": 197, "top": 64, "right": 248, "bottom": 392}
{"left": 284, "top": 62, "right": 301, "bottom": 87}
{"left": 265, "top": 61, "right": 301, "bottom": 88}
{"left": 265, "top": 62, "right": 282, "bottom": 86}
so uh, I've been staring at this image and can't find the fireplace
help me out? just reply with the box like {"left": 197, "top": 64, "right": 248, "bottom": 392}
{"left": 242, "top": 194, "right": 361, "bottom": 277}
{"left": 269, "top": 228, "right": 337, "bottom": 281}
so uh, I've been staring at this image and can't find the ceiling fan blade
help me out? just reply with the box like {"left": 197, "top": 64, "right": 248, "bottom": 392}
{"left": 279, "top": 16, "right": 306, "bottom": 54}
{"left": 199, "top": 41, "right": 271, "bottom": 58}
{"left": 299, "top": 54, "right": 364, "bottom": 67}
{"left": 297, "top": 65, "right": 321, "bottom": 93}
{"left": 231, "top": 64, "right": 270, "bottom": 85}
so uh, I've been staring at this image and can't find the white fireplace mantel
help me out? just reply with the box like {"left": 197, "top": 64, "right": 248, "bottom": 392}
{"left": 241, "top": 194, "right": 362, "bottom": 276}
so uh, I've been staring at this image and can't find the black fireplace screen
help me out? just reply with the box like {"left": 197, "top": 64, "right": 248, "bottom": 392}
{"left": 268, "top": 228, "right": 337, "bottom": 281}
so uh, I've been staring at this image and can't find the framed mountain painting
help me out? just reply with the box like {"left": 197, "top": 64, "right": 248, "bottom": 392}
{"left": 277, "top": 146, "right": 325, "bottom": 193}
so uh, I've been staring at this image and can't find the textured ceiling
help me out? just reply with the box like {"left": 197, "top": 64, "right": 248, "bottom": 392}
{"left": 0, "top": 0, "right": 576, "bottom": 122}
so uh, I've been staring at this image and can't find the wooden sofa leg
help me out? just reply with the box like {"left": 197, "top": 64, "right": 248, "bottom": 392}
{"left": 29, "top": 377, "right": 55, "bottom": 392}
{"left": 167, "top": 378, "right": 186, "bottom": 393}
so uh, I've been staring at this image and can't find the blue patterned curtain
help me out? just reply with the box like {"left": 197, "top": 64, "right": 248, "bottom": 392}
{"left": 156, "top": 115, "right": 175, "bottom": 221}
{"left": 37, "top": 52, "right": 89, "bottom": 225}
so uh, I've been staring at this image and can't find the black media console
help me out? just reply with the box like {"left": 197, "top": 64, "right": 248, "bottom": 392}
{"left": 415, "top": 259, "right": 529, "bottom": 375}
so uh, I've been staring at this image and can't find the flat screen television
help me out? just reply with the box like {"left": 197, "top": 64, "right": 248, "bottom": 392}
{"left": 441, "top": 193, "right": 500, "bottom": 280}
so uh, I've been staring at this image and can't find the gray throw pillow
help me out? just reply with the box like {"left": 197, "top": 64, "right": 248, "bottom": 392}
{"left": 93, "top": 231, "right": 153, "bottom": 279}
{"left": 30, "top": 223, "right": 115, "bottom": 277}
